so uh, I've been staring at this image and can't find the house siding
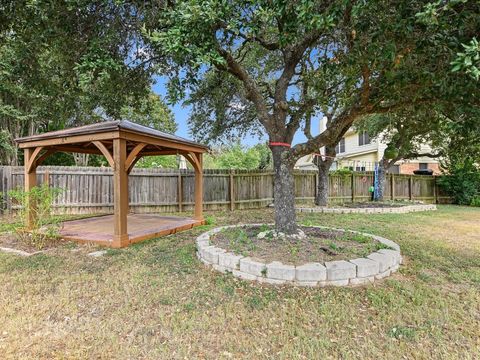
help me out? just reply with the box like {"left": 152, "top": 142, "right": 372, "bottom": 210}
{"left": 294, "top": 119, "right": 441, "bottom": 174}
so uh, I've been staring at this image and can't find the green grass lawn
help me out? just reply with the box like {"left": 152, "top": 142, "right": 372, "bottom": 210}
{"left": 0, "top": 205, "right": 479, "bottom": 359}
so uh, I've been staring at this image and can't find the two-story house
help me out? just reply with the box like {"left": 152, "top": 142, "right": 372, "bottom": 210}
{"left": 295, "top": 118, "right": 441, "bottom": 174}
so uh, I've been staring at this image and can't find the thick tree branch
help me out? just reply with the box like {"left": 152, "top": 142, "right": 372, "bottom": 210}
{"left": 218, "top": 21, "right": 279, "bottom": 51}
{"left": 214, "top": 46, "right": 272, "bottom": 129}
{"left": 273, "top": 30, "right": 323, "bottom": 129}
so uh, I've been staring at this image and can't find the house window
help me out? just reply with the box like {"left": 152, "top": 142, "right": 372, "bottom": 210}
{"left": 419, "top": 163, "right": 428, "bottom": 170}
{"left": 335, "top": 138, "right": 345, "bottom": 153}
{"left": 358, "top": 131, "right": 370, "bottom": 146}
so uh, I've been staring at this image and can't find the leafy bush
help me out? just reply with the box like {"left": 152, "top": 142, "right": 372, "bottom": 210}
{"left": 204, "top": 215, "right": 216, "bottom": 226}
{"left": 330, "top": 168, "right": 353, "bottom": 177}
{"left": 8, "top": 184, "right": 63, "bottom": 249}
{"left": 471, "top": 196, "right": 480, "bottom": 207}
{"left": 438, "top": 159, "right": 480, "bottom": 205}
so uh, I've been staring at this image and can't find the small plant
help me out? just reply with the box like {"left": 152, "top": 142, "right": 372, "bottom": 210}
{"left": 375, "top": 243, "right": 394, "bottom": 251}
{"left": 261, "top": 267, "right": 267, "bottom": 277}
{"left": 204, "top": 215, "right": 216, "bottom": 225}
{"left": 258, "top": 224, "right": 270, "bottom": 233}
{"left": 224, "top": 227, "right": 256, "bottom": 255}
{"left": 8, "top": 184, "right": 63, "bottom": 249}
{"left": 257, "top": 225, "right": 274, "bottom": 241}
{"left": 388, "top": 326, "right": 416, "bottom": 340}
{"left": 350, "top": 233, "right": 371, "bottom": 244}
{"left": 301, "top": 218, "right": 316, "bottom": 227}
{"left": 328, "top": 241, "right": 340, "bottom": 252}
{"left": 288, "top": 243, "right": 300, "bottom": 258}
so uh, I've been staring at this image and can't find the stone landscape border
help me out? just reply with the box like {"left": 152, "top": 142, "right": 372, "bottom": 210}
{"left": 297, "top": 203, "right": 436, "bottom": 214}
{"left": 196, "top": 224, "right": 402, "bottom": 287}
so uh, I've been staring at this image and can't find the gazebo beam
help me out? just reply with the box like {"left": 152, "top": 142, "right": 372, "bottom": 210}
{"left": 93, "top": 141, "right": 115, "bottom": 168}
{"left": 35, "top": 149, "right": 57, "bottom": 167}
{"left": 26, "top": 146, "right": 44, "bottom": 174}
{"left": 125, "top": 143, "right": 147, "bottom": 173}
{"left": 17, "top": 132, "right": 118, "bottom": 149}
{"left": 48, "top": 145, "right": 103, "bottom": 155}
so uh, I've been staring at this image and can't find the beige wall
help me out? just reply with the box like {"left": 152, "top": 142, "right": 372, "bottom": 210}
{"left": 339, "top": 132, "right": 379, "bottom": 158}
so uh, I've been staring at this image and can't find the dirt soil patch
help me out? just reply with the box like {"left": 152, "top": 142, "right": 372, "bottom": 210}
{"left": 0, "top": 233, "right": 61, "bottom": 253}
{"left": 210, "top": 225, "right": 391, "bottom": 264}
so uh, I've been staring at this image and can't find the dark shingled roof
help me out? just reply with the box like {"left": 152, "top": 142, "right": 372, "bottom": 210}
{"left": 15, "top": 120, "right": 208, "bottom": 150}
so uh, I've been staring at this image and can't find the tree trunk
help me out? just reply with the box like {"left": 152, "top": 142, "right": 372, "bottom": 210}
{"left": 314, "top": 156, "right": 333, "bottom": 206}
{"left": 271, "top": 146, "right": 297, "bottom": 234}
{"left": 375, "top": 158, "right": 388, "bottom": 201}
{"left": 73, "top": 153, "right": 90, "bottom": 166}
{"left": 314, "top": 145, "right": 335, "bottom": 206}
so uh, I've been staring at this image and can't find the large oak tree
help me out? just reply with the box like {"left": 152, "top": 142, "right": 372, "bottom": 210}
{"left": 143, "top": 0, "right": 479, "bottom": 234}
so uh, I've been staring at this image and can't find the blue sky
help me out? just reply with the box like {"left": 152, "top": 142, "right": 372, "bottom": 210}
{"left": 152, "top": 76, "right": 319, "bottom": 147}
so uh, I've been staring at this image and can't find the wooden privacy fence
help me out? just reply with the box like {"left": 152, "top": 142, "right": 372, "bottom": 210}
{"left": 0, "top": 166, "right": 450, "bottom": 214}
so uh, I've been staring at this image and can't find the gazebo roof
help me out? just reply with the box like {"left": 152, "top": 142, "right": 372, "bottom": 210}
{"left": 16, "top": 120, "right": 208, "bottom": 153}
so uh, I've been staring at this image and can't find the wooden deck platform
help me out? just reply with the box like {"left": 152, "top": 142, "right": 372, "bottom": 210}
{"left": 59, "top": 214, "right": 204, "bottom": 248}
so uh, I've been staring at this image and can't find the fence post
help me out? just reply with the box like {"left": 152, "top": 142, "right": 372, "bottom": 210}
{"left": 177, "top": 171, "right": 183, "bottom": 212}
{"left": 0, "top": 167, "right": 4, "bottom": 213}
{"left": 409, "top": 176, "right": 413, "bottom": 200}
{"left": 351, "top": 172, "right": 355, "bottom": 202}
{"left": 229, "top": 170, "right": 235, "bottom": 211}
{"left": 434, "top": 176, "right": 438, "bottom": 204}
{"left": 4, "top": 166, "right": 12, "bottom": 213}
{"left": 43, "top": 169, "right": 50, "bottom": 187}
{"left": 391, "top": 173, "right": 395, "bottom": 200}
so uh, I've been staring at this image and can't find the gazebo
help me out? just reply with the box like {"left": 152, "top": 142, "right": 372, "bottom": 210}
{"left": 15, "top": 120, "right": 208, "bottom": 248}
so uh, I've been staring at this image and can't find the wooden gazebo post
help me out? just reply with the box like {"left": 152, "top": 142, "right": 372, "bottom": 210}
{"left": 112, "top": 138, "right": 129, "bottom": 248}
{"left": 183, "top": 152, "right": 204, "bottom": 221}
{"left": 24, "top": 147, "right": 38, "bottom": 229}
{"left": 193, "top": 153, "right": 204, "bottom": 221}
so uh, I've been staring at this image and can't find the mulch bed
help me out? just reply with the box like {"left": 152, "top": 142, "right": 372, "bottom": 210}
{"left": 210, "top": 225, "right": 390, "bottom": 265}
{"left": 340, "top": 201, "right": 418, "bottom": 208}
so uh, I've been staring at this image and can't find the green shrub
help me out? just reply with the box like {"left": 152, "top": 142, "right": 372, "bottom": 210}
{"left": 8, "top": 184, "right": 63, "bottom": 249}
{"left": 204, "top": 215, "right": 216, "bottom": 226}
{"left": 471, "top": 196, "right": 480, "bottom": 207}
{"left": 330, "top": 168, "right": 353, "bottom": 177}
{"left": 438, "top": 159, "right": 480, "bottom": 205}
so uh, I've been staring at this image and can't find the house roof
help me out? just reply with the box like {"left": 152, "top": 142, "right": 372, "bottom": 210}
{"left": 15, "top": 120, "right": 208, "bottom": 151}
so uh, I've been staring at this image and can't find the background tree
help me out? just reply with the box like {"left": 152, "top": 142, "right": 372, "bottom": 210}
{"left": 203, "top": 143, "right": 272, "bottom": 170}
{"left": 143, "top": 0, "right": 478, "bottom": 233}
{"left": 437, "top": 107, "right": 480, "bottom": 205}
{"left": 357, "top": 108, "right": 444, "bottom": 201}
{"left": 119, "top": 92, "right": 177, "bottom": 133}
{"left": 0, "top": 0, "right": 159, "bottom": 165}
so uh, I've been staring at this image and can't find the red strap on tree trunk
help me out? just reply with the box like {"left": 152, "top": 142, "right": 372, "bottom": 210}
{"left": 269, "top": 142, "right": 291, "bottom": 148}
